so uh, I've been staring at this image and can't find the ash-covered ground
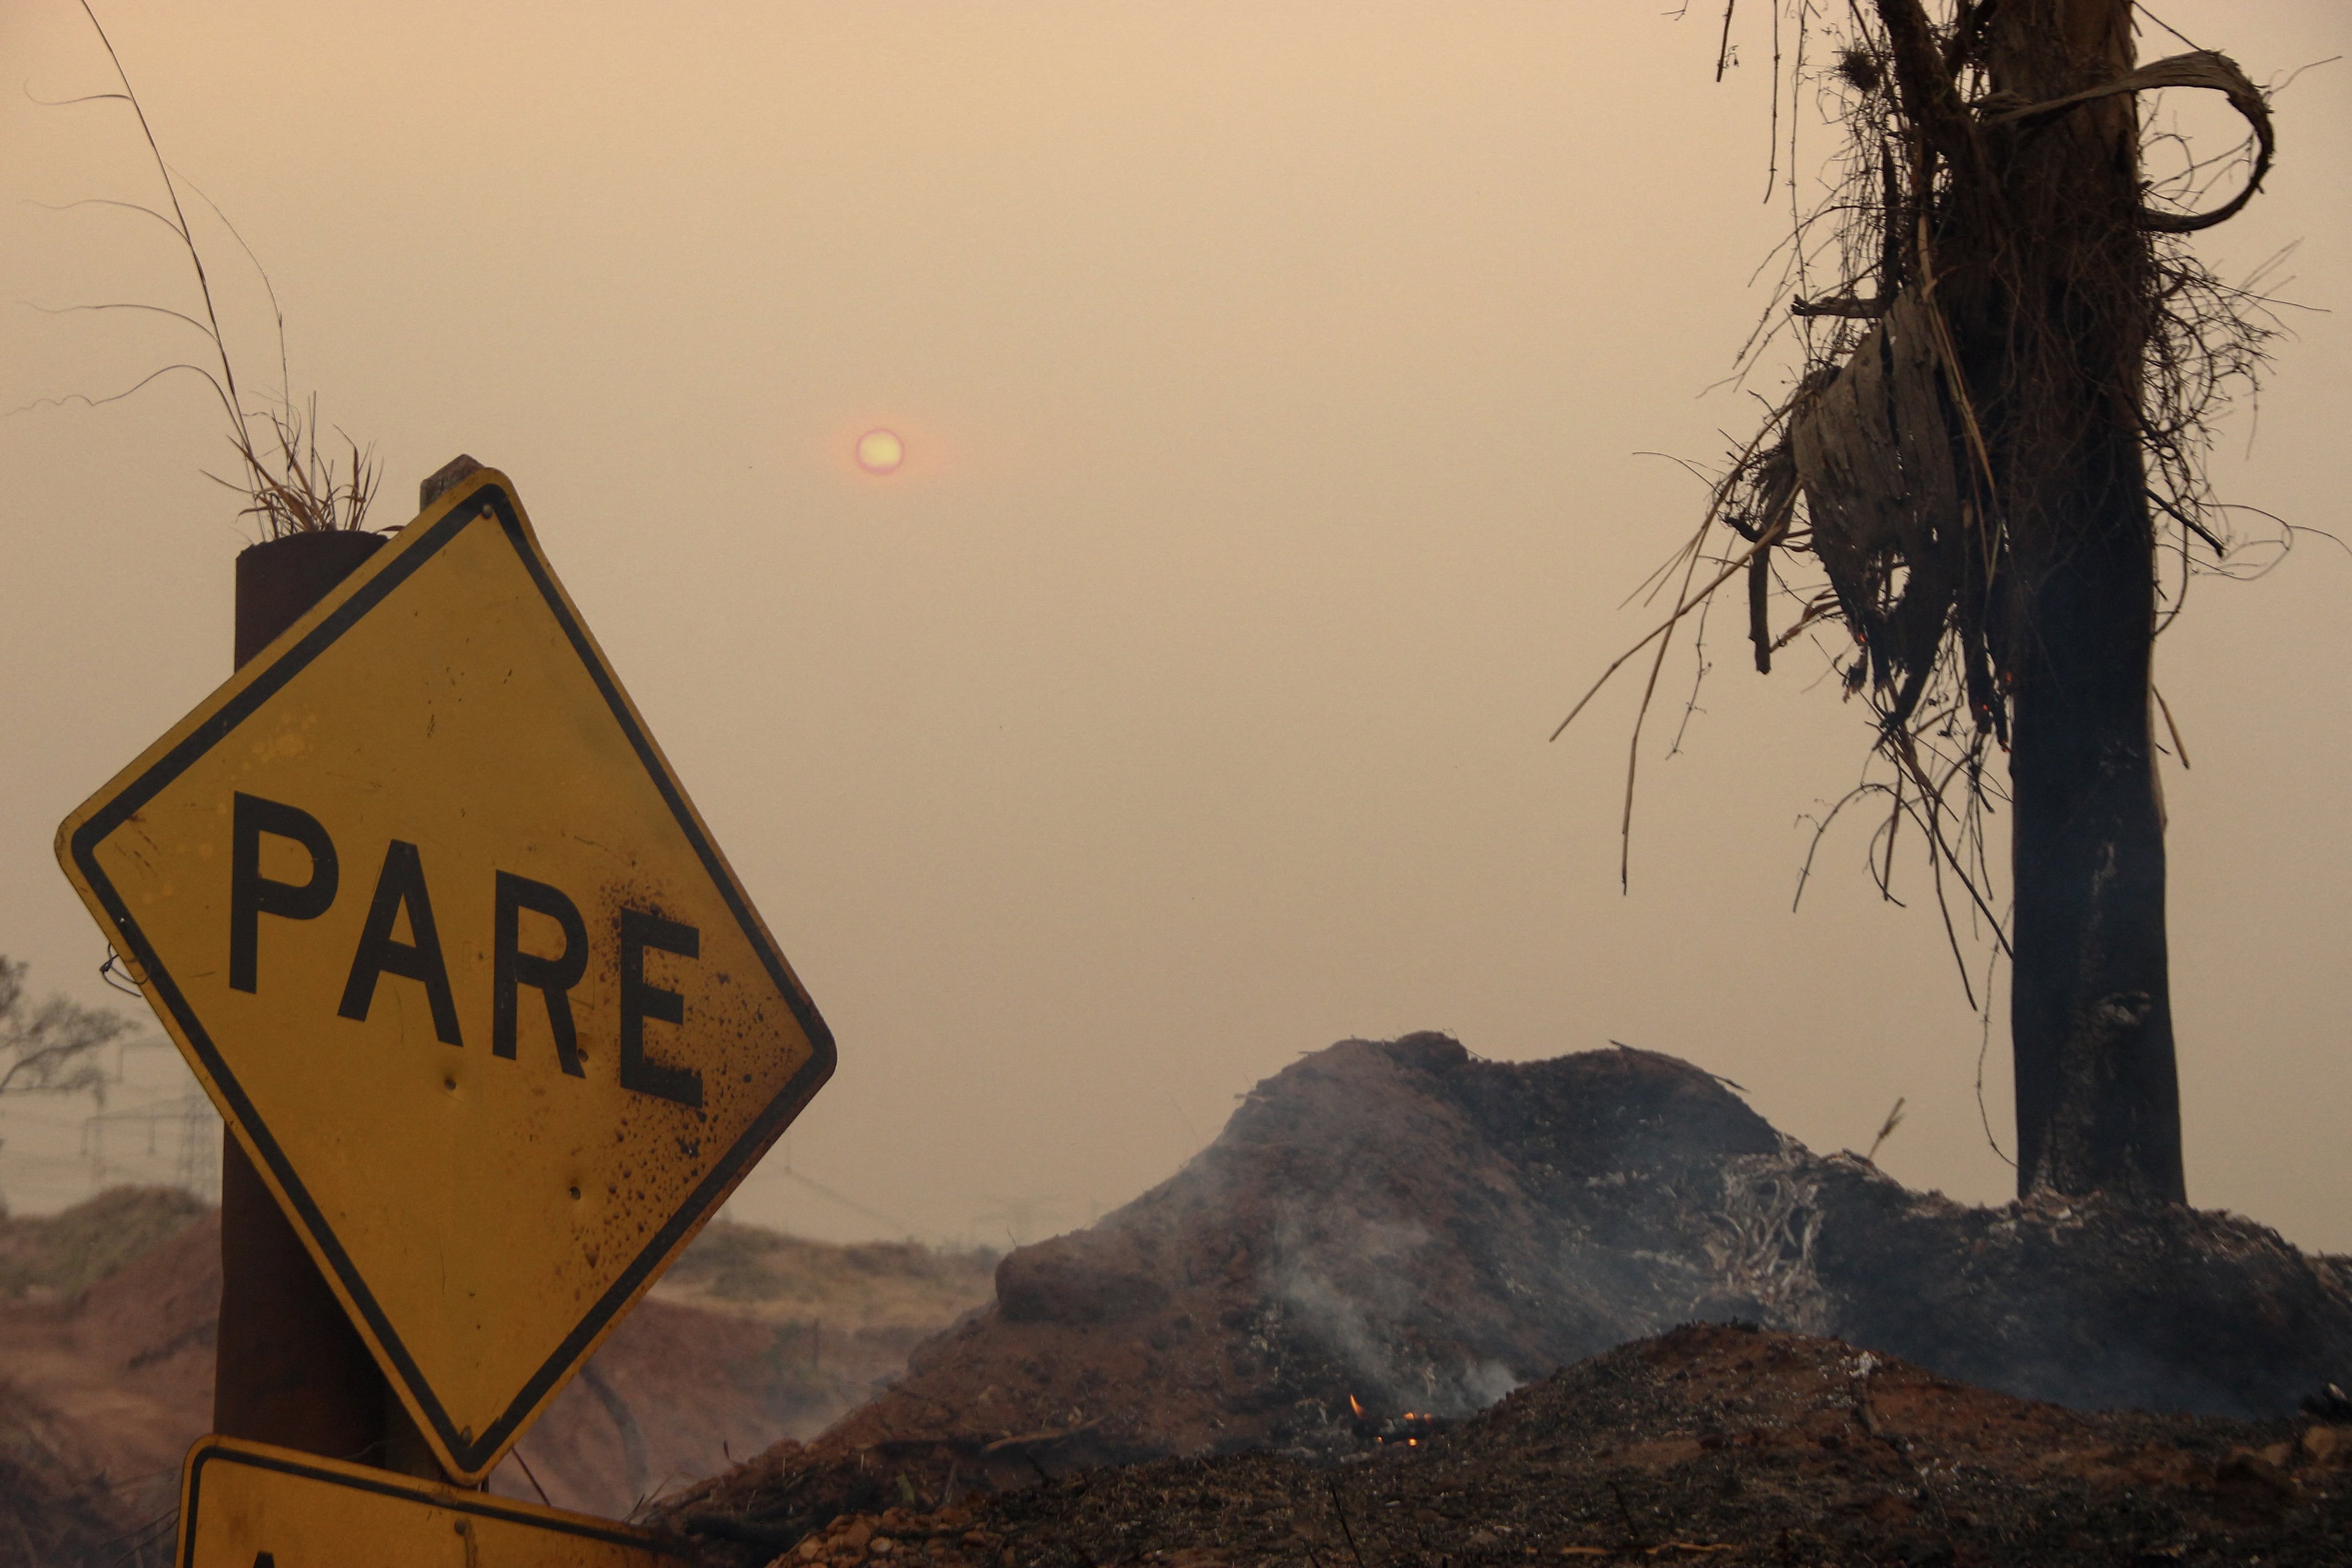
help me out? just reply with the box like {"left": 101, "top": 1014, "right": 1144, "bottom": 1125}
{"left": 686, "top": 1325, "right": 2351, "bottom": 1567}
{"left": 660, "top": 1033, "right": 2352, "bottom": 1564}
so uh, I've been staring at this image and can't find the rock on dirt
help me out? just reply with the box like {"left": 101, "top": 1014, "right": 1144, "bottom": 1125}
{"left": 660, "top": 1033, "right": 2352, "bottom": 1556}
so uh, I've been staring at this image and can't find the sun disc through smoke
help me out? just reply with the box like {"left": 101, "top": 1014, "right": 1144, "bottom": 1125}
{"left": 856, "top": 429, "right": 905, "bottom": 475}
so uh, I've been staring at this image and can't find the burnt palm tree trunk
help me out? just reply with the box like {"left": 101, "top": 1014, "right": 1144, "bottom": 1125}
{"left": 1979, "top": 0, "right": 2185, "bottom": 1201}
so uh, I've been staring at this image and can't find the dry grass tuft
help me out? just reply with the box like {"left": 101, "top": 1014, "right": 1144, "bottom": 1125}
{"left": 44, "top": 1, "right": 379, "bottom": 538}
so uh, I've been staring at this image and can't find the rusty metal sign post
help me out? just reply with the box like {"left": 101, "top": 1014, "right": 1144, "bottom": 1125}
{"left": 58, "top": 467, "right": 835, "bottom": 1487}
{"left": 177, "top": 1436, "right": 684, "bottom": 1567}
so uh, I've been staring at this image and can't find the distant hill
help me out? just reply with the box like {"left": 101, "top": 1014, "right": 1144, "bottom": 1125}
{"left": 658, "top": 1219, "right": 998, "bottom": 1329}
{"left": 0, "top": 1185, "right": 209, "bottom": 1300}
{"left": 0, "top": 1186, "right": 999, "bottom": 1553}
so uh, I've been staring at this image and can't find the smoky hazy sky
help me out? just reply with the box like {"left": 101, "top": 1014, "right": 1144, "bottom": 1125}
{"left": 3, "top": 2, "right": 2346, "bottom": 1253}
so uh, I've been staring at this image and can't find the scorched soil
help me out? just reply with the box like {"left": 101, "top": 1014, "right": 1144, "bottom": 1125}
{"left": 666, "top": 1325, "right": 2351, "bottom": 1567}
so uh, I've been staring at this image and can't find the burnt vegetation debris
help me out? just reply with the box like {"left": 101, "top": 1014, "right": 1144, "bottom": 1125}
{"left": 662, "top": 1035, "right": 2352, "bottom": 1562}
{"left": 675, "top": 1327, "right": 2352, "bottom": 1568}
{"left": 0, "top": 1379, "right": 155, "bottom": 1568}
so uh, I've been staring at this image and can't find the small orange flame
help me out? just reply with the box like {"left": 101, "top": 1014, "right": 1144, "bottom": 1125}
{"left": 1348, "top": 1394, "right": 1365, "bottom": 1419}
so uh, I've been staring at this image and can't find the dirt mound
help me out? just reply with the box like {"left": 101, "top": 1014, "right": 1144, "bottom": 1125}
{"left": 500, "top": 1294, "right": 823, "bottom": 1515}
{"left": 661, "top": 1033, "right": 2352, "bottom": 1545}
{"left": 483, "top": 1225, "right": 995, "bottom": 1514}
{"left": 696, "top": 1325, "right": 2351, "bottom": 1568}
{"left": 0, "top": 1213, "right": 224, "bottom": 1532}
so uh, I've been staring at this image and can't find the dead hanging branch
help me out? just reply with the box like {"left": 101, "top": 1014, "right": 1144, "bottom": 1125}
{"left": 1551, "top": 405, "right": 1804, "bottom": 887}
{"left": 1550, "top": 405, "right": 1803, "bottom": 745}
{"left": 1983, "top": 50, "right": 2274, "bottom": 233}
{"left": 1559, "top": 0, "right": 2278, "bottom": 991}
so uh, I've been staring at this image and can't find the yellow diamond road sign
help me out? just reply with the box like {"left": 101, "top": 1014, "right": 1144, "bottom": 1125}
{"left": 58, "top": 472, "right": 834, "bottom": 1482}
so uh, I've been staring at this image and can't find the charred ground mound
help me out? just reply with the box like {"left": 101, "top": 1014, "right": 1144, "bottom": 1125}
{"left": 666, "top": 1033, "right": 2350, "bottom": 1540}
{"left": 701, "top": 1325, "right": 2352, "bottom": 1568}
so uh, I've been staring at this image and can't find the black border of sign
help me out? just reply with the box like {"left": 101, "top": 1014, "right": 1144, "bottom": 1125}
{"left": 178, "top": 1438, "right": 684, "bottom": 1562}
{"left": 72, "top": 480, "right": 837, "bottom": 1478}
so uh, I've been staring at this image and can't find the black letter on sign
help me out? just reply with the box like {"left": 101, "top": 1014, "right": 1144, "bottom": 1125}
{"left": 229, "top": 793, "right": 339, "bottom": 994}
{"left": 493, "top": 872, "right": 588, "bottom": 1077}
{"left": 337, "top": 841, "right": 464, "bottom": 1047}
{"left": 618, "top": 909, "right": 702, "bottom": 1107}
